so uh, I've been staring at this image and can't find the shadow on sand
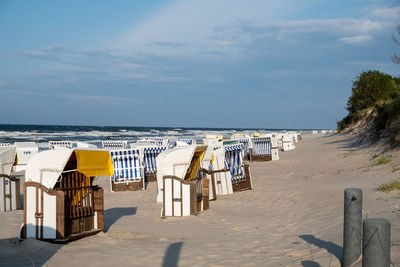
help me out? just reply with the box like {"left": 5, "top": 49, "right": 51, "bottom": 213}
{"left": 299, "top": 234, "right": 342, "bottom": 265}
{"left": 0, "top": 237, "right": 62, "bottom": 266}
{"left": 162, "top": 242, "right": 184, "bottom": 267}
{"left": 104, "top": 207, "right": 137, "bottom": 232}
{"left": 301, "top": 260, "right": 322, "bottom": 267}
{"left": 323, "top": 133, "right": 372, "bottom": 151}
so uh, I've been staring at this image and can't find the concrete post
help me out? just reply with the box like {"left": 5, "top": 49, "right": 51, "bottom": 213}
{"left": 343, "top": 188, "right": 362, "bottom": 266}
{"left": 362, "top": 218, "right": 391, "bottom": 267}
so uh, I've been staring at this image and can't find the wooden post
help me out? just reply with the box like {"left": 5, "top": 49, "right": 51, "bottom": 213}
{"left": 362, "top": 218, "right": 391, "bottom": 267}
{"left": 343, "top": 188, "right": 362, "bottom": 267}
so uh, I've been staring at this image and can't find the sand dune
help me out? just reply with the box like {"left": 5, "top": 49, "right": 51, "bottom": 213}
{"left": 1, "top": 133, "right": 399, "bottom": 266}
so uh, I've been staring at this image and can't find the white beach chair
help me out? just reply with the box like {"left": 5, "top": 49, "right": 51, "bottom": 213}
{"left": 0, "top": 143, "right": 11, "bottom": 147}
{"left": 282, "top": 133, "right": 296, "bottom": 151}
{"left": 13, "top": 142, "right": 39, "bottom": 172}
{"left": 157, "top": 145, "right": 210, "bottom": 217}
{"left": 138, "top": 137, "right": 168, "bottom": 147}
{"left": 211, "top": 146, "right": 233, "bottom": 196}
{"left": 270, "top": 135, "right": 280, "bottom": 160}
{"left": 22, "top": 149, "right": 113, "bottom": 241}
{"left": 49, "top": 140, "right": 74, "bottom": 150}
{"left": 0, "top": 146, "right": 20, "bottom": 212}
{"left": 102, "top": 140, "right": 128, "bottom": 150}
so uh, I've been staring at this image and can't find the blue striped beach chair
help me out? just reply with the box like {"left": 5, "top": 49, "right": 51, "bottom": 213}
{"left": 250, "top": 137, "right": 272, "bottom": 161}
{"left": 231, "top": 136, "right": 251, "bottom": 160}
{"left": 143, "top": 146, "right": 167, "bottom": 182}
{"left": 102, "top": 140, "right": 128, "bottom": 150}
{"left": 144, "top": 137, "right": 168, "bottom": 147}
{"left": 109, "top": 149, "right": 144, "bottom": 191}
{"left": 224, "top": 144, "right": 252, "bottom": 192}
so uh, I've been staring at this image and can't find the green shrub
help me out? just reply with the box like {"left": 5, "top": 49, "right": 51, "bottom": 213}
{"left": 375, "top": 96, "right": 400, "bottom": 131}
{"left": 337, "top": 71, "right": 400, "bottom": 132}
{"left": 376, "top": 156, "right": 391, "bottom": 165}
{"left": 379, "top": 180, "right": 400, "bottom": 192}
{"left": 346, "top": 70, "right": 399, "bottom": 115}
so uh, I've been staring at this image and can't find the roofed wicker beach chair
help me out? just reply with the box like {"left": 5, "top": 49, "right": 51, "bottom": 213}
{"left": 142, "top": 145, "right": 167, "bottom": 182}
{"left": 101, "top": 140, "right": 128, "bottom": 150}
{"left": 0, "top": 146, "right": 20, "bottom": 212}
{"left": 49, "top": 140, "right": 74, "bottom": 150}
{"left": 157, "top": 145, "right": 210, "bottom": 217}
{"left": 137, "top": 137, "right": 169, "bottom": 147}
{"left": 283, "top": 133, "right": 296, "bottom": 151}
{"left": 21, "top": 149, "right": 113, "bottom": 242}
{"left": 270, "top": 134, "right": 280, "bottom": 160}
{"left": 224, "top": 143, "right": 252, "bottom": 192}
{"left": 210, "top": 145, "right": 233, "bottom": 196}
{"left": 13, "top": 142, "right": 39, "bottom": 172}
{"left": 231, "top": 134, "right": 251, "bottom": 161}
{"left": 0, "top": 143, "right": 11, "bottom": 147}
{"left": 109, "top": 148, "right": 145, "bottom": 192}
{"left": 177, "top": 138, "right": 195, "bottom": 145}
{"left": 249, "top": 136, "right": 272, "bottom": 161}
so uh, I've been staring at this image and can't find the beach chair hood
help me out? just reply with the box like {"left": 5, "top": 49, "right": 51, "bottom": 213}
{"left": 25, "top": 149, "right": 114, "bottom": 190}
{"left": 156, "top": 146, "right": 196, "bottom": 203}
{"left": 0, "top": 146, "right": 16, "bottom": 176}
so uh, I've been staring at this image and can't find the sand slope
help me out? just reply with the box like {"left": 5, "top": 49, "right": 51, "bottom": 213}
{"left": 0, "top": 134, "right": 399, "bottom": 266}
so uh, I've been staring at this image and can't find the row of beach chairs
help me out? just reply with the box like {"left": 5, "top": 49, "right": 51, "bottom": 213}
{"left": 0, "top": 132, "right": 301, "bottom": 242}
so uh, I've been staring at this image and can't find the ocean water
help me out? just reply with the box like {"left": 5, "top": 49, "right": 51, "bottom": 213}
{"left": 0, "top": 124, "right": 309, "bottom": 149}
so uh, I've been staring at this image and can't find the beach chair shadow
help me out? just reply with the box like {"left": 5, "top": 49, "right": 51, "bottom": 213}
{"left": 104, "top": 207, "right": 137, "bottom": 232}
{"left": 0, "top": 237, "right": 62, "bottom": 266}
{"left": 299, "top": 234, "right": 342, "bottom": 264}
{"left": 162, "top": 242, "right": 183, "bottom": 267}
{"left": 301, "top": 260, "right": 322, "bottom": 267}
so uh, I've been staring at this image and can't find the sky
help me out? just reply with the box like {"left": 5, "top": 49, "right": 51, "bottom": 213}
{"left": 0, "top": 0, "right": 399, "bottom": 129}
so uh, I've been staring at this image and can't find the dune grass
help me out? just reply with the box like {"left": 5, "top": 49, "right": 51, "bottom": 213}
{"left": 379, "top": 180, "right": 400, "bottom": 192}
{"left": 393, "top": 166, "right": 400, "bottom": 173}
{"left": 376, "top": 155, "right": 392, "bottom": 165}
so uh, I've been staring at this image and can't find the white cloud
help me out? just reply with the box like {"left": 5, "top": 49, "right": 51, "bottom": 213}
{"left": 371, "top": 6, "right": 400, "bottom": 21}
{"left": 18, "top": 3, "right": 400, "bottom": 85}
{"left": 339, "top": 35, "right": 372, "bottom": 44}
{"left": 113, "top": 2, "right": 399, "bottom": 59}
{"left": 62, "top": 93, "right": 144, "bottom": 105}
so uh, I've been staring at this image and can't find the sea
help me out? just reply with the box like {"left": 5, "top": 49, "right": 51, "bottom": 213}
{"left": 0, "top": 124, "right": 311, "bottom": 149}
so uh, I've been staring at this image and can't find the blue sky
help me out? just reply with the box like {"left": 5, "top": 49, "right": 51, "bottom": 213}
{"left": 0, "top": 0, "right": 399, "bottom": 129}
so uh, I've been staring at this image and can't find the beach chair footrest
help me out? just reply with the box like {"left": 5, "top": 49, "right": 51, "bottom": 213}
{"left": 250, "top": 154, "right": 272, "bottom": 162}
{"left": 112, "top": 181, "right": 144, "bottom": 191}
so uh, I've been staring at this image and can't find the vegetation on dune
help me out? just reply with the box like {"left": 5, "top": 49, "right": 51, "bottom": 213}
{"left": 346, "top": 70, "right": 399, "bottom": 115}
{"left": 379, "top": 179, "right": 400, "bottom": 192}
{"left": 376, "top": 155, "right": 392, "bottom": 165}
{"left": 337, "top": 69, "right": 400, "bottom": 145}
{"left": 337, "top": 24, "right": 400, "bottom": 145}
{"left": 393, "top": 166, "right": 400, "bottom": 173}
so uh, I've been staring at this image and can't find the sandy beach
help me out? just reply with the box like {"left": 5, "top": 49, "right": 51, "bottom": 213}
{"left": 1, "top": 133, "right": 399, "bottom": 266}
